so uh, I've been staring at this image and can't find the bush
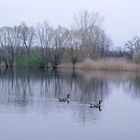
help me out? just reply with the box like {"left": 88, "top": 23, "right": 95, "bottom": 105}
{"left": 17, "top": 53, "right": 44, "bottom": 68}
{"left": 133, "top": 51, "right": 140, "bottom": 64}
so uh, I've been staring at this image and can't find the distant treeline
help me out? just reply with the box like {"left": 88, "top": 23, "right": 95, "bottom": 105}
{"left": 0, "top": 11, "right": 139, "bottom": 69}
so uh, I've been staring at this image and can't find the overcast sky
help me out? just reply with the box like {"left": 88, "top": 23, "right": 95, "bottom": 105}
{"left": 0, "top": 0, "right": 140, "bottom": 46}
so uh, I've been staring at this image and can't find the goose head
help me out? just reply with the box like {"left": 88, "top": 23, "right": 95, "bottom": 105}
{"left": 67, "top": 94, "right": 71, "bottom": 99}
{"left": 99, "top": 100, "right": 102, "bottom": 105}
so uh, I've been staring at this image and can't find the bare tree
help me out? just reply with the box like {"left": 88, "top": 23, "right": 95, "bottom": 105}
{"left": 0, "top": 27, "right": 10, "bottom": 68}
{"left": 36, "top": 22, "right": 53, "bottom": 68}
{"left": 13, "top": 26, "right": 25, "bottom": 64}
{"left": 7, "top": 26, "right": 23, "bottom": 67}
{"left": 68, "top": 30, "right": 80, "bottom": 69}
{"left": 73, "top": 10, "right": 111, "bottom": 59}
{"left": 124, "top": 36, "right": 140, "bottom": 58}
{"left": 19, "top": 22, "right": 35, "bottom": 67}
{"left": 20, "top": 22, "right": 35, "bottom": 57}
{"left": 49, "top": 26, "right": 69, "bottom": 69}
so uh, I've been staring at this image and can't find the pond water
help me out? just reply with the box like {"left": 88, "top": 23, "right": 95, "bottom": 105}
{"left": 0, "top": 69, "right": 140, "bottom": 140}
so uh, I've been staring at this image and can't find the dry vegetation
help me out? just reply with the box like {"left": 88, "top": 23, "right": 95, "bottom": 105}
{"left": 73, "top": 58, "right": 140, "bottom": 71}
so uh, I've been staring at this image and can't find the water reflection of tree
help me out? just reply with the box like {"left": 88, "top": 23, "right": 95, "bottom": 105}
{"left": 0, "top": 69, "right": 110, "bottom": 105}
{"left": 0, "top": 69, "right": 32, "bottom": 108}
{"left": 120, "top": 75, "right": 140, "bottom": 99}
{"left": 58, "top": 70, "right": 109, "bottom": 104}
{"left": 130, "top": 77, "right": 140, "bottom": 98}
{"left": 0, "top": 69, "right": 111, "bottom": 123}
{"left": 2, "top": 69, "right": 140, "bottom": 124}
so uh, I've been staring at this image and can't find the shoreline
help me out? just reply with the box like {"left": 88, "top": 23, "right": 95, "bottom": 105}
{"left": 1, "top": 58, "right": 140, "bottom": 72}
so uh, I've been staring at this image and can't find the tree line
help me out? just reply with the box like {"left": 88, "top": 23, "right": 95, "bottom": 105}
{"left": 0, "top": 11, "right": 113, "bottom": 69}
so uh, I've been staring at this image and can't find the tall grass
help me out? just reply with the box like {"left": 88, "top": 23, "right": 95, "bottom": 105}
{"left": 77, "top": 58, "right": 140, "bottom": 71}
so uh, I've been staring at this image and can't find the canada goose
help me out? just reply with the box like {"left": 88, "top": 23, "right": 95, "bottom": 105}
{"left": 58, "top": 94, "right": 70, "bottom": 103}
{"left": 89, "top": 100, "right": 102, "bottom": 108}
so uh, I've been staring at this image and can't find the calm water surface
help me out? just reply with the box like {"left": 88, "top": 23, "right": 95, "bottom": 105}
{"left": 0, "top": 69, "right": 140, "bottom": 140}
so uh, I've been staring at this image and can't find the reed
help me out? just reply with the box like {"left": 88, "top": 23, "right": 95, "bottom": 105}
{"left": 77, "top": 58, "right": 140, "bottom": 71}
